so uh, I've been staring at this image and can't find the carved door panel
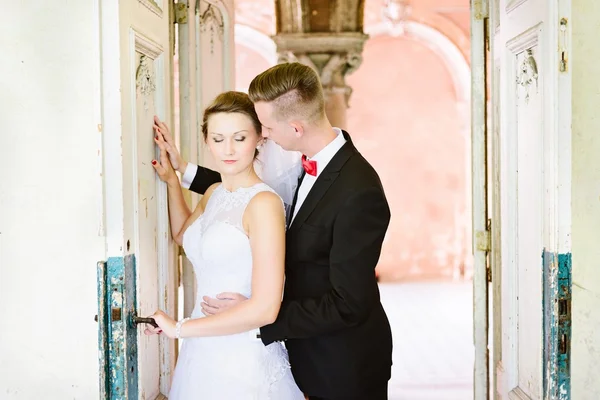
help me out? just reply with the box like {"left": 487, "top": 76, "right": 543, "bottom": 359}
{"left": 513, "top": 40, "right": 544, "bottom": 399}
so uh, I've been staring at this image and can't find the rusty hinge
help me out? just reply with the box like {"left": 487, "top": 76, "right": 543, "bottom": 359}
{"left": 472, "top": 0, "right": 490, "bottom": 20}
{"left": 174, "top": 2, "right": 188, "bottom": 24}
{"left": 475, "top": 229, "right": 491, "bottom": 252}
{"left": 483, "top": 17, "right": 492, "bottom": 51}
{"left": 485, "top": 219, "right": 492, "bottom": 281}
{"left": 559, "top": 18, "right": 568, "bottom": 72}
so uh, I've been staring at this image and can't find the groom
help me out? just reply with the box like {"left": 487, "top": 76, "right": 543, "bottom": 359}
{"left": 162, "top": 62, "right": 392, "bottom": 400}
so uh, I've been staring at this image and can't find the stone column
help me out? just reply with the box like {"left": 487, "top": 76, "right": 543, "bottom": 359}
{"left": 273, "top": 33, "right": 367, "bottom": 130}
{"left": 323, "top": 86, "right": 351, "bottom": 129}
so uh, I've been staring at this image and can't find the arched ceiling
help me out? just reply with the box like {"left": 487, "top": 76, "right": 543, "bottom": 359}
{"left": 234, "top": 0, "right": 470, "bottom": 62}
{"left": 235, "top": 0, "right": 276, "bottom": 35}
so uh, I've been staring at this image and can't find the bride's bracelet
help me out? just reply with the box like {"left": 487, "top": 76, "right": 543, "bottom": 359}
{"left": 175, "top": 317, "right": 190, "bottom": 339}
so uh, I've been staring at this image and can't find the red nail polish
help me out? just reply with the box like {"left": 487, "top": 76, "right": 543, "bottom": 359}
{"left": 152, "top": 160, "right": 157, "bottom": 165}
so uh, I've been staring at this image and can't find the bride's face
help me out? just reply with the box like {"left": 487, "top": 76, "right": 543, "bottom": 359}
{"left": 206, "top": 112, "right": 261, "bottom": 176}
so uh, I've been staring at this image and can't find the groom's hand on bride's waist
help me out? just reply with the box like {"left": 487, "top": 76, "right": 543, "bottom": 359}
{"left": 201, "top": 292, "right": 248, "bottom": 316}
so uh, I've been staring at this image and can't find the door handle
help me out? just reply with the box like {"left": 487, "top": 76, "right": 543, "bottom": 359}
{"left": 132, "top": 315, "right": 159, "bottom": 328}
{"left": 96, "top": 313, "right": 158, "bottom": 328}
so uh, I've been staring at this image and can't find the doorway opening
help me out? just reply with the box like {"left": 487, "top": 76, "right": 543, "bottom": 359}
{"left": 347, "top": 20, "right": 473, "bottom": 400}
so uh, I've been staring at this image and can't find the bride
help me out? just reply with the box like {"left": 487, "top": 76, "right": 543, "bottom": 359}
{"left": 145, "top": 91, "right": 304, "bottom": 400}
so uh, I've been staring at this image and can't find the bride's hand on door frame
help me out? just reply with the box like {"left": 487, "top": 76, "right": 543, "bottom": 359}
{"left": 152, "top": 147, "right": 178, "bottom": 187}
{"left": 153, "top": 115, "right": 188, "bottom": 174}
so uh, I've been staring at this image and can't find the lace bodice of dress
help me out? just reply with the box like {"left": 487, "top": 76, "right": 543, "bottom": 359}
{"left": 182, "top": 183, "right": 281, "bottom": 317}
{"left": 171, "top": 182, "right": 304, "bottom": 400}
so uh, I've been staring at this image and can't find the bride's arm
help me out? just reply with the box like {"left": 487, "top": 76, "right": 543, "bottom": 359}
{"left": 153, "top": 143, "right": 192, "bottom": 243}
{"left": 172, "top": 183, "right": 219, "bottom": 245}
{"left": 165, "top": 178, "right": 191, "bottom": 245}
{"left": 153, "top": 145, "right": 218, "bottom": 245}
{"left": 178, "top": 191, "right": 286, "bottom": 338}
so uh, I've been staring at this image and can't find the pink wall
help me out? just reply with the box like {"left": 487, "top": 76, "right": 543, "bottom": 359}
{"left": 234, "top": 23, "right": 471, "bottom": 283}
{"left": 235, "top": 43, "right": 272, "bottom": 92}
{"left": 346, "top": 36, "right": 469, "bottom": 281}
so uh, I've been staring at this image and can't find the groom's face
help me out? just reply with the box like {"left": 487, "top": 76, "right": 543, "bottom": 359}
{"left": 254, "top": 101, "right": 297, "bottom": 152}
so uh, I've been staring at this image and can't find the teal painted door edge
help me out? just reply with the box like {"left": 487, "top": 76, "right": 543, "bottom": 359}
{"left": 543, "top": 250, "right": 571, "bottom": 400}
{"left": 97, "top": 261, "right": 109, "bottom": 399}
{"left": 97, "top": 255, "right": 139, "bottom": 399}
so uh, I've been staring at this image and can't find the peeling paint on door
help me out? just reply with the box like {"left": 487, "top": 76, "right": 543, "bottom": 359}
{"left": 97, "top": 261, "right": 109, "bottom": 399}
{"left": 97, "top": 255, "right": 139, "bottom": 399}
{"left": 543, "top": 250, "right": 571, "bottom": 400}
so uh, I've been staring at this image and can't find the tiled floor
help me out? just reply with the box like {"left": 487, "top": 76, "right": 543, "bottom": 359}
{"left": 379, "top": 281, "right": 473, "bottom": 400}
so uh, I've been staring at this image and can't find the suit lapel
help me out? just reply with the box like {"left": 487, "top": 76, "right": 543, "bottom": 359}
{"left": 287, "top": 171, "right": 305, "bottom": 228}
{"left": 290, "top": 131, "right": 355, "bottom": 231}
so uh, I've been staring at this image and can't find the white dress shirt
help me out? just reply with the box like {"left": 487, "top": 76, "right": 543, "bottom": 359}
{"left": 290, "top": 127, "right": 346, "bottom": 225}
{"left": 181, "top": 162, "right": 199, "bottom": 189}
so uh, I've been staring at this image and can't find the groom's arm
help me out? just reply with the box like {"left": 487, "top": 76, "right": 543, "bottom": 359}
{"left": 181, "top": 163, "right": 221, "bottom": 195}
{"left": 259, "top": 187, "right": 391, "bottom": 345}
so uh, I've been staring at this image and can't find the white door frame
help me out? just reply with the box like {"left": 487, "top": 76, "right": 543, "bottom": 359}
{"left": 470, "top": 0, "right": 490, "bottom": 398}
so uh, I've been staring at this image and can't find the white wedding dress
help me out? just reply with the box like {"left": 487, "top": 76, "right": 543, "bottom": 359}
{"left": 169, "top": 182, "right": 305, "bottom": 400}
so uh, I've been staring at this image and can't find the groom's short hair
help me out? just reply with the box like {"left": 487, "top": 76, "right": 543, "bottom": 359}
{"left": 248, "top": 62, "right": 325, "bottom": 124}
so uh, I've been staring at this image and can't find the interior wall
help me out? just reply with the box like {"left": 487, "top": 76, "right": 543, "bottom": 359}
{"left": 571, "top": 0, "right": 600, "bottom": 397}
{"left": 235, "top": 43, "right": 272, "bottom": 92}
{"left": 0, "top": 2, "right": 103, "bottom": 398}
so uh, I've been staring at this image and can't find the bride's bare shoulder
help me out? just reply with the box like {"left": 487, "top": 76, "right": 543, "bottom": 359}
{"left": 245, "top": 190, "right": 285, "bottom": 227}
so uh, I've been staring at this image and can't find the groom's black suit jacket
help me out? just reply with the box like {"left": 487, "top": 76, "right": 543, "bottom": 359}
{"left": 187, "top": 131, "right": 393, "bottom": 398}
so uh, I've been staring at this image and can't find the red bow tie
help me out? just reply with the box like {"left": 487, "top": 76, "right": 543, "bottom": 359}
{"left": 301, "top": 155, "right": 317, "bottom": 176}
